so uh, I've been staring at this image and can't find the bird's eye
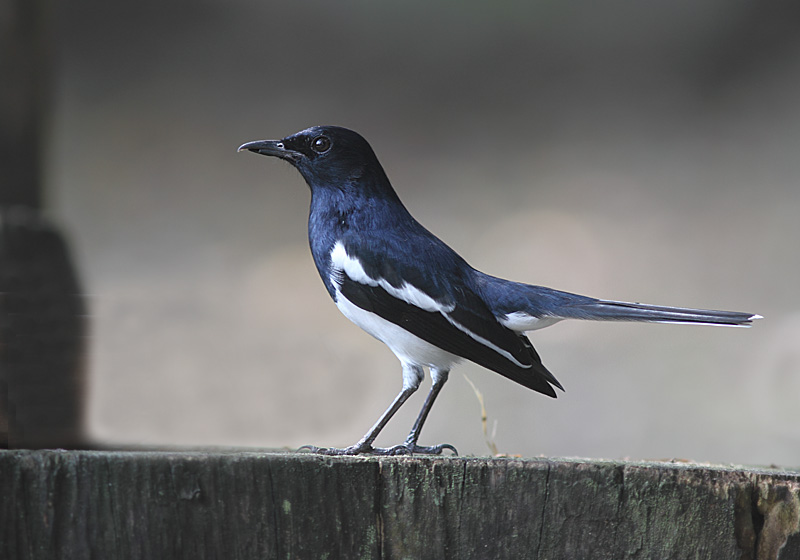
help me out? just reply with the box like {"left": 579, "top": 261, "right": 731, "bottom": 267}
{"left": 311, "top": 135, "right": 331, "bottom": 154}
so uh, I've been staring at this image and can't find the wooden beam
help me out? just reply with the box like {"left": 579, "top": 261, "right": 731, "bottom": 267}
{"left": 2, "top": 450, "right": 799, "bottom": 559}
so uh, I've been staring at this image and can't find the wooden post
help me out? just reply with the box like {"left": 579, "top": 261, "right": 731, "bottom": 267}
{"left": 2, "top": 451, "right": 798, "bottom": 559}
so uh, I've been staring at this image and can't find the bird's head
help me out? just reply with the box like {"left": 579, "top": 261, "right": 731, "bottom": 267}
{"left": 239, "top": 126, "right": 390, "bottom": 194}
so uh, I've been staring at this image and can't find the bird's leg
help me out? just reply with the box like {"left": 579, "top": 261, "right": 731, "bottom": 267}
{"left": 395, "top": 368, "right": 457, "bottom": 455}
{"left": 299, "top": 364, "right": 423, "bottom": 456}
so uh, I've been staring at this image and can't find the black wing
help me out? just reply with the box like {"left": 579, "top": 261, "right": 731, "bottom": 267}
{"left": 335, "top": 262, "right": 564, "bottom": 398}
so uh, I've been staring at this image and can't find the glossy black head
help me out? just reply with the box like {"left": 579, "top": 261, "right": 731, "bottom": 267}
{"left": 238, "top": 126, "right": 390, "bottom": 192}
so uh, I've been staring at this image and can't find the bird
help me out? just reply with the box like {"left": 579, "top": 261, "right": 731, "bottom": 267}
{"left": 238, "top": 125, "right": 760, "bottom": 456}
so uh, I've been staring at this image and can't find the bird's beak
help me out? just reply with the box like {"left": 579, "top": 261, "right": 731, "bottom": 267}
{"left": 237, "top": 139, "right": 295, "bottom": 160}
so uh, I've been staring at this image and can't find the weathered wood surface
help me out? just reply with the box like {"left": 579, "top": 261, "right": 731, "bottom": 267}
{"left": 2, "top": 450, "right": 799, "bottom": 559}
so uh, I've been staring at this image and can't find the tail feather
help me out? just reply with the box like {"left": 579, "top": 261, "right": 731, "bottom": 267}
{"left": 478, "top": 276, "right": 760, "bottom": 329}
{"left": 565, "top": 300, "right": 761, "bottom": 327}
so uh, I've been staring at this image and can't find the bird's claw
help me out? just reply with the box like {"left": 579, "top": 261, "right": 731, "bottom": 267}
{"left": 382, "top": 442, "right": 459, "bottom": 456}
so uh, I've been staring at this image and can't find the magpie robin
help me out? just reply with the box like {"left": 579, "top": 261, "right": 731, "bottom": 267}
{"left": 238, "top": 126, "right": 760, "bottom": 456}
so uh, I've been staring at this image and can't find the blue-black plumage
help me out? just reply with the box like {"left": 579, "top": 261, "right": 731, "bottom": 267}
{"left": 239, "top": 125, "right": 760, "bottom": 456}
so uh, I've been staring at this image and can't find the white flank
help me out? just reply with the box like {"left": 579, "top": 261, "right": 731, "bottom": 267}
{"left": 333, "top": 289, "right": 461, "bottom": 371}
{"left": 329, "top": 241, "right": 545, "bottom": 371}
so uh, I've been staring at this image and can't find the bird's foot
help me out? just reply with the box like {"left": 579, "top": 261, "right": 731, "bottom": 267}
{"left": 298, "top": 442, "right": 458, "bottom": 456}
{"left": 377, "top": 442, "right": 458, "bottom": 456}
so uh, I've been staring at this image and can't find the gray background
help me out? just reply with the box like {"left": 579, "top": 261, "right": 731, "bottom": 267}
{"left": 49, "top": 1, "right": 799, "bottom": 465}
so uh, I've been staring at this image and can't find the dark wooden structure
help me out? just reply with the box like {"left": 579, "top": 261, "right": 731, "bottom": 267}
{"left": 2, "top": 450, "right": 799, "bottom": 559}
{"left": 1, "top": 0, "right": 86, "bottom": 447}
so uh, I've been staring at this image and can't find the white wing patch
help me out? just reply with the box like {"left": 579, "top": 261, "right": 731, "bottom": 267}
{"left": 329, "top": 240, "right": 536, "bottom": 372}
{"left": 330, "top": 241, "right": 454, "bottom": 313}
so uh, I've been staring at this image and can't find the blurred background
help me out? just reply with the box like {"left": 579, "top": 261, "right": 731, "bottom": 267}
{"left": 6, "top": 0, "right": 799, "bottom": 465}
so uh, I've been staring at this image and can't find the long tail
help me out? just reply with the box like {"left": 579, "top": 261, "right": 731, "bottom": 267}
{"left": 563, "top": 299, "right": 761, "bottom": 327}
{"left": 480, "top": 277, "right": 761, "bottom": 329}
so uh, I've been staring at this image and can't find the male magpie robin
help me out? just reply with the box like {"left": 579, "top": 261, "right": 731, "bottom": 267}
{"left": 238, "top": 125, "right": 760, "bottom": 456}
